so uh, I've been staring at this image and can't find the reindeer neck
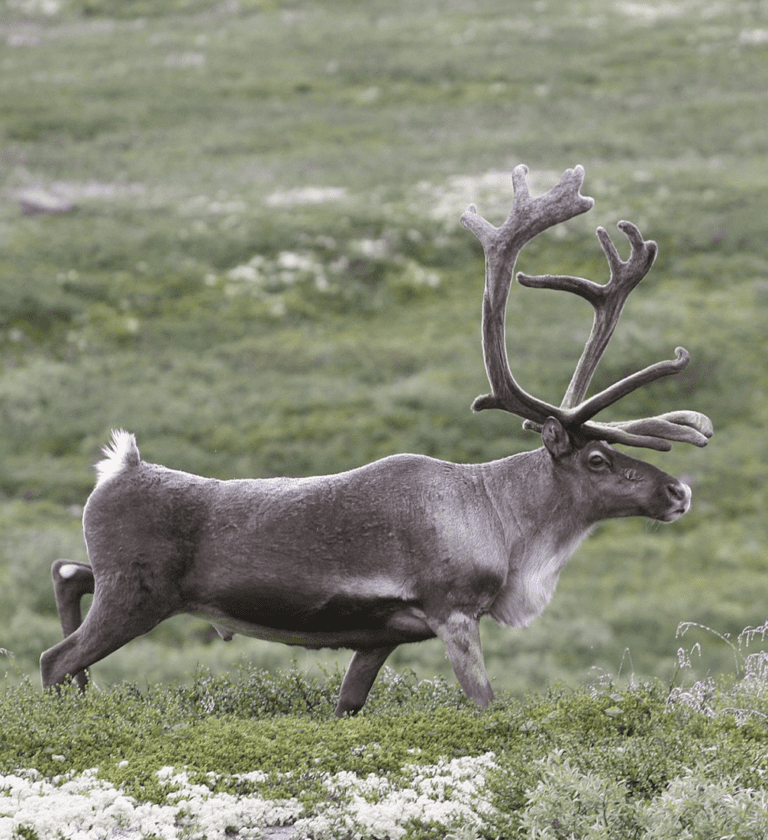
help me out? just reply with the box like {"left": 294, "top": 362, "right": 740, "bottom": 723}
{"left": 477, "top": 447, "right": 593, "bottom": 555}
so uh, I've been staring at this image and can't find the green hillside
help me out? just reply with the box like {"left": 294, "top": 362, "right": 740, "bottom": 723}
{"left": 1, "top": 0, "right": 767, "bottom": 695}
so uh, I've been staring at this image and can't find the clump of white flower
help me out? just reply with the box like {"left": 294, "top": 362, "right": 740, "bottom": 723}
{"left": 265, "top": 187, "right": 347, "bottom": 207}
{"left": 399, "top": 259, "right": 440, "bottom": 289}
{"left": 1, "top": 766, "right": 301, "bottom": 839}
{"left": 209, "top": 238, "right": 440, "bottom": 317}
{"left": 412, "top": 171, "right": 515, "bottom": 228}
{"left": 296, "top": 753, "right": 498, "bottom": 839}
{"left": 8, "top": 0, "right": 62, "bottom": 14}
{"left": 0, "top": 754, "right": 497, "bottom": 839}
{"left": 740, "top": 28, "right": 768, "bottom": 45}
{"left": 221, "top": 251, "right": 332, "bottom": 306}
{"left": 182, "top": 195, "right": 247, "bottom": 216}
{"left": 351, "top": 238, "right": 389, "bottom": 260}
{"left": 614, "top": 1, "right": 684, "bottom": 24}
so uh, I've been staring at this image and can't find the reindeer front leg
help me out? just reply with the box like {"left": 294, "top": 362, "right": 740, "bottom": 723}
{"left": 430, "top": 613, "right": 494, "bottom": 709}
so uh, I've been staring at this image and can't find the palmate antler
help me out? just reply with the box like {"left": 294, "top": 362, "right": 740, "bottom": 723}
{"left": 461, "top": 164, "right": 713, "bottom": 451}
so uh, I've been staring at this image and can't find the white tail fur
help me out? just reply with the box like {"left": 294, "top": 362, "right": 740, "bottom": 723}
{"left": 94, "top": 430, "right": 140, "bottom": 487}
{"left": 57, "top": 563, "right": 83, "bottom": 580}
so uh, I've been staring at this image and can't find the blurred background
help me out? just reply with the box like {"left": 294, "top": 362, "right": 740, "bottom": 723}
{"left": 1, "top": 0, "right": 766, "bottom": 694}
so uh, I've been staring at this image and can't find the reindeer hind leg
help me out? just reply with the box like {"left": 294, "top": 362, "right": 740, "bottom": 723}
{"left": 41, "top": 565, "right": 172, "bottom": 690}
{"left": 52, "top": 560, "right": 94, "bottom": 632}
{"left": 335, "top": 645, "right": 397, "bottom": 717}
{"left": 47, "top": 560, "right": 95, "bottom": 688}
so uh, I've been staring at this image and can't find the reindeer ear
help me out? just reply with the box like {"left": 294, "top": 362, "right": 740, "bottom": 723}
{"left": 542, "top": 416, "right": 573, "bottom": 459}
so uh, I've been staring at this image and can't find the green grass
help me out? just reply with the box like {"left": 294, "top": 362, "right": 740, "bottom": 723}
{"left": 1, "top": 0, "right": 767, "bottom": 701}
{"left": 4, "top": 658, "right": 768, "bottom": 837}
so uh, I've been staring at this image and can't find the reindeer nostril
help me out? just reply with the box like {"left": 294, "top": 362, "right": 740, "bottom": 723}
{"left": 667, "top": 481, "right": 690, "bottom": 505}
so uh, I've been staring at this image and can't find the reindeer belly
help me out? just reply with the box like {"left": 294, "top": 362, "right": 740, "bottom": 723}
{"left": 186, "top": 574, "right": 434, "bottom": 650}
{"left": 189, "top": 599, "right": 434, "bottom": 650}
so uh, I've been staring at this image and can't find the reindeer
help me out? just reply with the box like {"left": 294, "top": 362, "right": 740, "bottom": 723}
{"left": 41, "top": 165, "right": 712, "bottom": 715}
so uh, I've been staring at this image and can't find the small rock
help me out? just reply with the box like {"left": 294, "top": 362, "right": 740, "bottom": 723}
{"left": 263, "top": 827, "right": 298, "bottom": 839}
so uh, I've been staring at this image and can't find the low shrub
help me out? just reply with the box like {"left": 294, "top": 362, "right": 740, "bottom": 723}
{"left": 3, "top": 650, "right": 768, "bottom": 838}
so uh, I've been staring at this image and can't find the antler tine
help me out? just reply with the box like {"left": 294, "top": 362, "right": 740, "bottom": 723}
{"left": 518, "top": 220, "right": 658, "bottom": 413}
{"left": 569, "top": 346, "right": 689, "bottom": 427}
{"left": 585, "top": 411, "right": 715, "bottom": 451}
{"left": 461, "top": 165, "right": 594, "bottom": 425}
{"left": 460, "top": 165, "right": 594, "bottom": 254}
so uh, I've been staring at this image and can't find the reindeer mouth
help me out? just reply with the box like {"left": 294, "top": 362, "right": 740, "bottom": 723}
{"left": 658, "top": 506, "right": 689, "bottom": 523}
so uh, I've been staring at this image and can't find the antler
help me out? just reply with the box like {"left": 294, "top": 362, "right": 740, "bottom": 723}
{"left": 461, "top": 165, "right": 713, "bottom": 452}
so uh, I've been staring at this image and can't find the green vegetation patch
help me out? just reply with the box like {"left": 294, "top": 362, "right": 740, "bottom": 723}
{"left": 3, "top": 665, "right": 768, "bottom": 837}
{"left": 2, "top": 0, "right": 768, "bottom": 710}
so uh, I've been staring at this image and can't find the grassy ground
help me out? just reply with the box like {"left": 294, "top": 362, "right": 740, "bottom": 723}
{"left": 4, "top": 657, "right": 768, "bottom": 838}
{"left": 1, "top": 0, "right": 767, "bottom": 698}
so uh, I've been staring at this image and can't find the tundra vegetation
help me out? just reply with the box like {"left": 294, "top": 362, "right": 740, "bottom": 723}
{"left": 1, "top": 0, "right": 767, "bottom": 835}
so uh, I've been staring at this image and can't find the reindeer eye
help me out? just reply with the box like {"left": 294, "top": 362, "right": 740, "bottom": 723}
{"left": 588, "top": 452, "right": 610, "bottom": 470}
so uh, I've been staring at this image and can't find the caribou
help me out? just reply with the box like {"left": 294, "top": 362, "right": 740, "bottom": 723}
{"left": 41, "top": 165, "right": 712, "bottom": 715}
